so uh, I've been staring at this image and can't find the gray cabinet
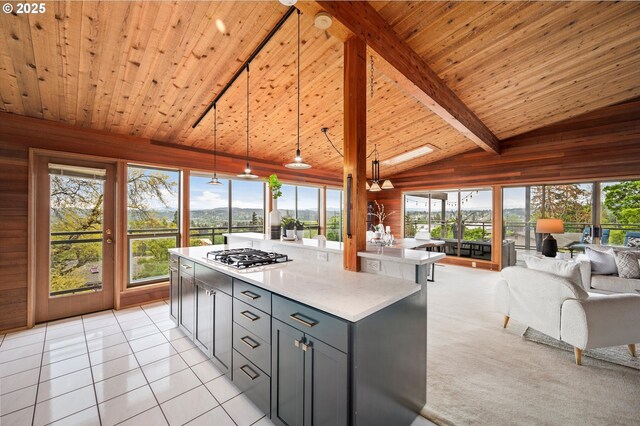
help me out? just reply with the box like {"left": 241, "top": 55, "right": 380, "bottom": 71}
{"left": 212, "top": 289, "right": 232, "bottom": 374}
{"left": 179, "top": 268, "right": 195, "bottom": 337}
{"left": 271, "top": 318, "right": 348, "bottom": 426}
{"left": 169, "top": 260, "right": 179, "bottom": 323}
{"left": 194, "top": 280, "right": 213, "bottom": 355}
{"left": 272, "top": 319, "right": 305, "bottom": 426}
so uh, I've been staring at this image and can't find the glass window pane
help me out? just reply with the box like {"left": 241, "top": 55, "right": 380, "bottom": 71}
{"left": 231, "top": 180, "right": 264, "bottom": 232}
{"left": 189, "top": 174, "right": 229, "bottom": 246}
{"left": 404, "top": 195, "right": 429, "bottom": 237}
{"left": 326, "top": 189, "right": 343, "bottom": 242}
{"left": 127, "top": 166, "right": 180, "bottom": 287}
{"left": 460, "top": 189, "right": 492, "bottom": 260}
{"left": 278, "top": 184, "right": 296, "bottom": 220}
{"left": 50, "top": 171, "right": 104, "bottom": 296}
{"left": 297, "top": 186, "right": 320, "bottom": 237}
{"left": 601, "top": 180, "right": 640, "bottom": 246}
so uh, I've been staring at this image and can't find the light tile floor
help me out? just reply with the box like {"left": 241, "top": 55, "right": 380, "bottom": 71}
{"left": 0, "top": 301, "right": 434, "bottom": 426}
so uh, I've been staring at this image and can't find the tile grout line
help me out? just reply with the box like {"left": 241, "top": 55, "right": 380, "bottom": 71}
{"left": 81, "top": 313, "right": 104, "bottom": 426}
{"left": 112, "top": 307, "right": 173, "bottom": 426}
{"left": 30, "top": 320, "right": 49, "bottom": 426}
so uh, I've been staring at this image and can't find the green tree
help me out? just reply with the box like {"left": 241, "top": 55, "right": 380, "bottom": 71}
{"left": 603, "top": 181, "right": 640, "bottom": 224}
{"left": 530, "top": 185, "right": 591, "bottom": 225}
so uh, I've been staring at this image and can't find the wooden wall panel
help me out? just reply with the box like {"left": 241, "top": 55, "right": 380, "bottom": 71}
{"left": 0, "top": 113, "right": 340, "bottom": 332}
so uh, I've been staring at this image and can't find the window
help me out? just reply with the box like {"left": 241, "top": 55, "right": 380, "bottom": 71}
{"left": 404, "top": 189, "right": 492, "bottom": 260}
{"left": 276, "top": 184, "right": 321, "bottom": 238}
{"left": 326, "top": 189, "right": 343, "bottom": 242}
{"left": 601, "top": 180, "right": 640, "bottom": 246}
{"left": 231, "top": 179, "right": 265, "bottom": 233}
{"left": 127, "top": 166, "right": 180, "bottom": 287}
{"left": 189, "top": 173, "right": 229, "bottom": 246}
{"left": 503, "top": 183, "right": 593, "bottom": 257}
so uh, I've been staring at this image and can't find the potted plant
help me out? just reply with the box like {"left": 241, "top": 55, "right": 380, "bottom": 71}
{"left": 266, "top": 174, "right": 283, "bottom": 239}
{"left": 281, "top": 217, "right": 296, "bottom": 239}
{"left": 295, "top": 219, "right": 305, "bottom": 240}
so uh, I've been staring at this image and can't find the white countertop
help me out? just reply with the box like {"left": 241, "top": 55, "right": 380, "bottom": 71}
{"left": 358, "top": 245, "right": 446, "bottom": 265}
{"left": 170, "top": 245, "right": 421, "bottom": 322}
{"left": 224, "top": 233, "right": 343, "bottom": 253}
{"left": 390, "top": 238, "right": 445, "bottom": 249}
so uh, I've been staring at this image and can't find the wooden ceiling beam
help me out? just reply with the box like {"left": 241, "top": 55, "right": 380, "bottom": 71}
{"left": 297, "top": 1, "right": 501, "bottom": 154}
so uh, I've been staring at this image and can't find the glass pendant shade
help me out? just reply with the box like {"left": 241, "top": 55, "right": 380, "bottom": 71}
{"left": 381, "top": 179, "right": 394, "bottom": 189}
{"left": 285, "top": 149, "right": 311, "bottom": 169}
{"left": 369, "top": 181, "right": 381, "bottom": 192}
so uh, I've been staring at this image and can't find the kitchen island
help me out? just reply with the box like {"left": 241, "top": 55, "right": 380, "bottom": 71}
{"left": 169, "top": 243, "right": 427, "bottom": 426}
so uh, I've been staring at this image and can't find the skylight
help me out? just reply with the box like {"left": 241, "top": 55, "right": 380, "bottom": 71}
{"left": 381, "top": 145, "right": 436, "bottom": 166}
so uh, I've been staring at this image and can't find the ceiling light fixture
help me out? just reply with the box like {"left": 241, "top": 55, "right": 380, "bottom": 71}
{"left": 238, "top": 64, "right": 258, "bottom": 179}
{"left": 382, "top": 145, "right": 436, "bottom": 166}
{"left": 314, "top": 12, "right": 332, "bottom": 30}
{"left": 207, "top": 104, "right": 223, "bottom": 186}
{"left": 367, "top": 145, "right": 393, "bottom": 191}
{"left": 279, "top": 0, "right": 297, "bottom": 6}
{"left": 285, "top": 10, "right": 311, "bottom": 170}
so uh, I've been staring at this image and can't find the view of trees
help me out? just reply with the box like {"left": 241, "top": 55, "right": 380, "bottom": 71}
{"left": 602, "top": 181, "right": 640, "bottom": 245}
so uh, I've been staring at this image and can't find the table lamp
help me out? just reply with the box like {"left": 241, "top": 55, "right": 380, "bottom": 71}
{"left": 536, "top": 218, "right": 564, "bottom": 258}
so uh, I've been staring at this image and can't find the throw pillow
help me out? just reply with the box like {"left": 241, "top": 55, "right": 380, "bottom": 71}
{"left": 614, "top": 250, "right": 640, "bottom": 279}
{"left": 524, "top": 256, "right": 584, "bottom": 290}
{"left": 627, "top": 237, "right": 640, "bottom": 248}
{"left": 585, "top": 246, "right": 618, "bottom": 275}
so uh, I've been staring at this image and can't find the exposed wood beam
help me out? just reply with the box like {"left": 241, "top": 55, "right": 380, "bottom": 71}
{"left": 343, "top": 37, "right": 367, "bottom": 272}
{"left": 297, "top": 1, "right": 501, "bottom": 154}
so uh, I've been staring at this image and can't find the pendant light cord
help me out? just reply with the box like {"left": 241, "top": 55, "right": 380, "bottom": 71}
{"left": 297, "top": 9, "right": 301, "bottom": 153}
{"left": 213, "top": 104, "right": 217, "bottom": 176}
{"left": 246, "top": 63, "right": 250, "bottom": 167}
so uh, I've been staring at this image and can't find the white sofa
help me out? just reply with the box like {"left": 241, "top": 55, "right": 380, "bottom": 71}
{"left": 495, "top": 266, "right": 640, "bottom": 365}
{"left": 576, "top": 254, "right": 640, "bottom": 294}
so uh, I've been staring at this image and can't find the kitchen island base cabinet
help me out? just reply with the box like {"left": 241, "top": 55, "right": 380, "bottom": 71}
{"left": 178, "top": 259, "right": 195, "bottom": 338}
{"left": 271, "top": 316, "right": 349, "bottom": 426}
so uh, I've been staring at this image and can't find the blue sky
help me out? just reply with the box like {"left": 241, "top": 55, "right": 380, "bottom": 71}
{"left": 190, "top": 176, "right": 264, "bottom": 210}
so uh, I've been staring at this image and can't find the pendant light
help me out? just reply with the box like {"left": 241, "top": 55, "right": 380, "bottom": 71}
{"left": 367, "top": 145, "right": 392, "bottom": 191}
{"left": 285, "top": 10, "right": 311, "bottom": 170}
{"left": 238, "top": 64, "right": 258, "bottom": 179}
{"left": 207, "top": 104, "right": 223, "bottom": 185}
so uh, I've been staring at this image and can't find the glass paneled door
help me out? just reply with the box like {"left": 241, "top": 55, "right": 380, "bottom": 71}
{"left": 34, "top": 154, "right": 116, "bottom": 323}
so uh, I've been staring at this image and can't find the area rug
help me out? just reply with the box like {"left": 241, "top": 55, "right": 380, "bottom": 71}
{"left": 522, "top": 327, "right": 640, "bottom": 370}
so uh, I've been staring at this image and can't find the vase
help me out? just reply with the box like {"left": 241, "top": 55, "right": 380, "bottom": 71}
{"left": 270, "top": 198, "right": 281, "bottom": 239}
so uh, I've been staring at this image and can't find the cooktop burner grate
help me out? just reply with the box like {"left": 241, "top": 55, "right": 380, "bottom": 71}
{"left": 205, "top": 248, "right": 290, "bottom": 269}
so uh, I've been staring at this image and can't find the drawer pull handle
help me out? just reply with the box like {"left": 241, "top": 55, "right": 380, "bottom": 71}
{"left": 181, "top": 264, "right": 193, "bottom": 269}
{"left": 241, "top": 310, "right": 260, "bottom": 322}
{"left": 241, "top": 336, "right": 260, "bottom": 349}
{"left": 240, "top": 290, "right": 260, "bottom": 300}
{"left": 240, "top": 365, "right": 259, "bottom": 381}
{"left": 290, "top": 313, "right": 318, "bottom": 328}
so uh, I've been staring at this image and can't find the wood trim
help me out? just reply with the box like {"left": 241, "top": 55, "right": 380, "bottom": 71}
{"left": 119, "top": 283, "right": 170, "bottom": 309}
{"left": 343, "top": 37, "right": 367, "bottom": 271}
{"left": 299, "top": 1, "right": 500, "bottom": 154}
{"left": 27, "top": 150, "right": 36, "bottom": 328}
{"left": 319, "top": 186, "right": 327, "bottom": 236}
{"left": 439, "top": 257, "right": 498, "bottom": 271}
{"left": 116, "top": 161, "right": 127, "bottom": 310}
{"left": 181, "top": 170, "right": 191, "bottom": 248}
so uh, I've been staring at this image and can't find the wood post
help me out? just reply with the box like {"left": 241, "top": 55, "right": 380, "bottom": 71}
{"left": 343, "top": 36, "right": 367, "bottom": 271}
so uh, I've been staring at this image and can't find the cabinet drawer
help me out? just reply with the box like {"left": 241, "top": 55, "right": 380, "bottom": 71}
{"left": 232, "top": 350, "right": 270, "bottom": 416}
{"left": 170, "top": 255, "right": 179, "bottom": 269}
{"left": 233, "top": 298, "right": 270, "bottom": 342}
{"left": 195, "top": 263, "right": 232, "bottom": 295}
{"left": 179, "top": 258, "right": 195, "bottom": 276}
{"left": 273, "top": 295, "right": 348, "bottom": 353}
{"left": 233, "top": 323, "right": 270, "bottom": 374}
{"left": 234, "top": 280, "right": 271, "bottom": 314}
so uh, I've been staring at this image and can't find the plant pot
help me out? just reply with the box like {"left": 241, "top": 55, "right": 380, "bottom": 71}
{"left": 286, "top": 229, "right": 295, "bottom": 239}
{"left": 296, "top": 230, "right": 304, "bottom": 240}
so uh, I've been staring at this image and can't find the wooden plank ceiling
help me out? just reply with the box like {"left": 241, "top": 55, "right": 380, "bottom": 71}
{"left": 1, "top": 1, "right": 639, "bottom": 177}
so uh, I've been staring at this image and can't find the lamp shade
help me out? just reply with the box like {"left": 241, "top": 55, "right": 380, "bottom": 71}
{"left": 536, "top": 218, "right": 564, "bottom": 234}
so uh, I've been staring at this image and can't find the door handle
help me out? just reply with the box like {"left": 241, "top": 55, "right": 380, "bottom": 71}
{"left": 289, "top": 313, "right": 318, "bottom": 328}
{"left": 241, "top": 336, "right": 260, "bottom": 349}
{"left": 301, "top": 341, "right": 312, "bottom": 352}
{"left": 240, "top": 365, "right": 259, "bottom": 381}
{"left": 240, "top": 290, "right": 260, "bottom": 300}
{"left": 240, "top": 310, "right": 260, "bottom": 322}
{"left": 106, "top": 238, "right": 113, "bottom": 244}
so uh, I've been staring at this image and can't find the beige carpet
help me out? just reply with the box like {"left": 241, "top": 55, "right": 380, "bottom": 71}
{"left": 422, "top": 265, "right": 640, "bottom": 426}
